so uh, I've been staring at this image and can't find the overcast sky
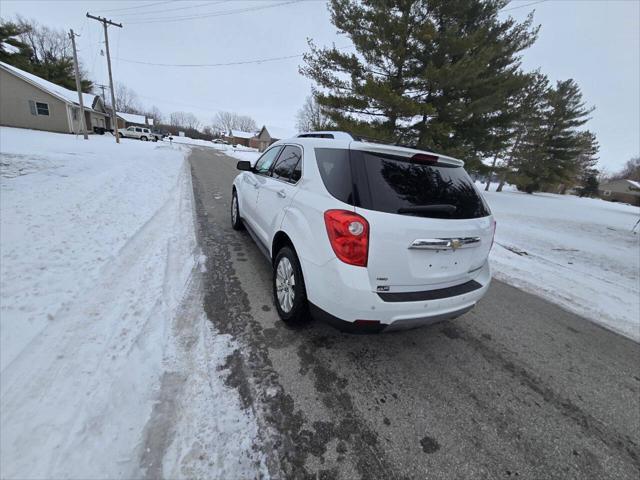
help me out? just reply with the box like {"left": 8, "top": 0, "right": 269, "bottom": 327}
{"left": 2, "top": 0, "right": 638, "bottom": 171}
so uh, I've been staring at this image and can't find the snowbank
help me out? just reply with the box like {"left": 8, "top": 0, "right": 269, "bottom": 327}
{"left": 0, "top": 127, "right": 266, "bottom": 478}
{"left": 481, "top": 187, "right": 640, "bottom": 341}
{"left": 167, "top": 135, "right": 228, "bottom": 149}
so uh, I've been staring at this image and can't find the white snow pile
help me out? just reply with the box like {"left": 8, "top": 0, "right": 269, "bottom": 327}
{"left": 164, "top": 135, "right": 260, "bottom": 153}
{"left": 481, "top": 184, "right": 640, "bottom": 341}
{"left": 167, "top": 135, "right": 227, "bottom": 149}
{"left": 0, "top": 127, "right": 267, "bottom": 479}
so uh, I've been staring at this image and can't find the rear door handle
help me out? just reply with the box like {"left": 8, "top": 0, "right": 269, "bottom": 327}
{"left": 277, "top": 189, "right": 287, "bottom": 198}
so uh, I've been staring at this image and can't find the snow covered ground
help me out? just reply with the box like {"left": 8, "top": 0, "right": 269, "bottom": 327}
{"left": 167, "top": 134, "right": 259, "bottom": 154}
{"left": 0, "top": 127, "right": 266, "bottom": 479}
{"left": 480, "top": 183, "right": 640, "bottom": 341}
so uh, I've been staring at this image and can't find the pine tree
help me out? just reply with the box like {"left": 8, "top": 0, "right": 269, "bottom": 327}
{"left": 301, "top": 0, "right": 425, "bottom": 141}
{"left": 513, "top": 79, "right": 596, "bottom": 193}
{"left": 578, "top": 171, "right": 599, "bottom": 198}
{"left": 496, "top": 71, "right": 549, "bottom": 191}
{"left": 1, "top": 18, "right": 93, "bottom": 93}
{"left": 0, "top": 21, "right": 33, "bottom": 70}
{"left": 301, "top": 0, "right": 539, "bottom": 171}
{"left": 410, "top": 1, "right": 538, "bottom": 168}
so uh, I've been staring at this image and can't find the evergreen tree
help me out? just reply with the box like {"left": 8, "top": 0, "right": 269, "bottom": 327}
{"left": 578, "top": 170, "right": 599, "bottom": 198}
{"left": 301, "top": 0, "right": 424, "bottom": 141}
{"left": 513, "top": 79, "right": 596, "bottom": 193}
{"left": 410, "top": 1, "right": 538, "bottom": 168}
{"left": 301, "top": 0, "right": 539, "bottom": 171}
{"left": 496, "top": 71, "right": 549, "bottom": 191}
{"left": 1, "top": 18, "right": 93, "bottom": 93}
{"left": 0, "top": 21, "right": 33, "bottom": 70}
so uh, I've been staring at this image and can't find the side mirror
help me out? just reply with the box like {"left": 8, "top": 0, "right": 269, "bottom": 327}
{"left": 236, "top": 160, "right": 253, "bottom": 171}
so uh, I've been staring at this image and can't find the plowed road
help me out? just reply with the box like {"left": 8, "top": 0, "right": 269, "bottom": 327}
{"left": 189, "top": 147, "right": 639, "bottom": 480}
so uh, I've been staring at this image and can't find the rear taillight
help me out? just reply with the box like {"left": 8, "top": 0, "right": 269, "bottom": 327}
{"left": 490, "top": 218, "right": 497, "bottom": 250}
{"left": 324, "top": 209, "right": 369, "bottom": 267}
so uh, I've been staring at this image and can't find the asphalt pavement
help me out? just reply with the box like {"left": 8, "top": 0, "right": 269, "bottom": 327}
{"left": 189, "top": 147, "right": 640, "bottom": 480}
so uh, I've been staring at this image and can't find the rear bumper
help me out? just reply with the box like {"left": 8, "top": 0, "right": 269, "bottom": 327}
{"left": 309, "top": 302, "right": 474, "bottom": 333}
{"left": 302, "top": 257, "right": 491, "bottom": 332}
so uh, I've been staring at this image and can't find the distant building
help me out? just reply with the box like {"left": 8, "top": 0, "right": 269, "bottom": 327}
{"left": 0, "top": 61, "right": 110, "bottom": 134}
{"left": 251, "top": 125, "right": 296, "bottom": 151}
{"left": 224, "top": 129, "right": 256, "bottom": 147}
{"left": 598, "top": 179, "right": 640, "bottom": 206}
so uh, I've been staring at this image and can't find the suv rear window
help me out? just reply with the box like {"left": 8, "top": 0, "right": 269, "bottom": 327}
{"left": 315, "top": 148, "right": 489, "bottom": 219}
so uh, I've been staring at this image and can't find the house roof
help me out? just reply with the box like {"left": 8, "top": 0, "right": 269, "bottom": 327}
{"left": 600, "top": 178, "right": 640, "bottom": 193}
{"left": 261, "top": 125, "right": 295, "bottom": 140}
{"left": 0, "top": 60, "right": 99, "bottom": 110}
{"left": 117, "top": 111, "right": 147, "bottom": 125}
{"left": 228, "top": 129, "right": 255, "bottom": 139}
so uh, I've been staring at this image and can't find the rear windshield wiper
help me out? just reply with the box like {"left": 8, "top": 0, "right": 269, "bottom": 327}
{"left": 397, "top": 205, "right": 457, "bottom": 216}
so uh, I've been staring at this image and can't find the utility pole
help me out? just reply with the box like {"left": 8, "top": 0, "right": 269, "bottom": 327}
{"left": 69, "top": 29, "right": 88, "bottom": 140}
{"left": 86, "top": 12, "right": 122, "bottom": 143}
{"left": 95, "top": 83, "right": 108, "bottom": 100}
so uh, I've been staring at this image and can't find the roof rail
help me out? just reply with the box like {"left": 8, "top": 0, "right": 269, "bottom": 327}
{"left": 296, "top": 131, "right": 354, "bottom": 140}
{"left": 296, "top": 130, "right": 435, "bottom": 152}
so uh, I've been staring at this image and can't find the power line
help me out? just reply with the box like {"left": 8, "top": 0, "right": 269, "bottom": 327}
{"left": 502, "top": 0, "right": 547, "bottom": 13}
{"left": 126, "top": 0, "right": 302, "bottom": 24}
{"left": 116, "top": 1, "right": 226, "bottom": 18}
{"left": 115, "top": 45, "right": 353, "bottom": 68}
{"left": 95, "top": 1, "right": 174, "bottom": 14}
{"left": 117, "top": 52, "right": 304, "bottom": 67}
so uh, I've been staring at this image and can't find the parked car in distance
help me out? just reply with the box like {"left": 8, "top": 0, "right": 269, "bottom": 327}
{"left": 231, "top": 131, "right": 496, "bottom": 332}
{"left": 118, "top": 126, "right": 154, "bottom": 141}
{"left": 150, "top": 130, "right": 166, "bottom": 142}
{"left": 212, "top": 139, "right": 228, "bottom": 144}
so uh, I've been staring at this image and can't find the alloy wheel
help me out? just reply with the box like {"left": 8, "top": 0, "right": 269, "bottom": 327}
{"left": 275, "top": 257, "right": 295, "bottom": 313}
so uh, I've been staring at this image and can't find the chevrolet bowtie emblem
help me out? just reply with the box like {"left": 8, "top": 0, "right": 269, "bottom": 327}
{"left": 450, "top": 239, "right": 462, "bottom": 250}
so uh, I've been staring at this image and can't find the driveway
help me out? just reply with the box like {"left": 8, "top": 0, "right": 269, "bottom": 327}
{"left": 189, "top": 147, "right": 640, "bottom": 480}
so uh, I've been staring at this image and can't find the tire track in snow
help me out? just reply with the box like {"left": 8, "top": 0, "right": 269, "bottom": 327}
{"left": 0, "top": 161, "right": 197, "bottom": 479}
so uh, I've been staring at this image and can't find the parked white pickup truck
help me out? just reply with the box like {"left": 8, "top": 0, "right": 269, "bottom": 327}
{"left": 118, "top": 126, "right": 157, "bottom": 141}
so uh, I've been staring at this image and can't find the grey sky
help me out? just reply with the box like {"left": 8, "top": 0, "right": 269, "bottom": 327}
{"left": 1, "top": 0, "right": 638, "bottom": 171}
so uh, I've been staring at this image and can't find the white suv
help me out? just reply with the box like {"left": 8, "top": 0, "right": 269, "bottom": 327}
{"left": 118, "top": 126, "right": 155, "bottom": 141}
{"left": 231, "top": 132, "right": 495, "bottom": 332}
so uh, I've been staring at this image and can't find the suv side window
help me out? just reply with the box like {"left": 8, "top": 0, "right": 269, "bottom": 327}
{"left": 135, "top": 127, "right": 142, "bottom": 132}
{"left": 254, "top": 146, "right": 282, "bottom": 175}
{"left": 315, "top": 148, "right": 353, "bottom": 204}
{"left": 271, "top": 145, "right": 302, "bottom": 183}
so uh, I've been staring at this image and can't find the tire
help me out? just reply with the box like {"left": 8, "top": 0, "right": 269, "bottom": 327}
{"left": 231, "top": 190, "right": 244, "bottom": 230}
{"left": 140, "top": 136, "right": 148, "bottom": 141}
{"left": 152, "top": 137, "right": 158, "bottom": 142}
{"left": 273, "top": 246, "right": 309, "bottom": 324}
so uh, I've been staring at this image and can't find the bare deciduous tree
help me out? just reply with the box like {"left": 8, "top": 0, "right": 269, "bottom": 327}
{"left": 295, "top": 95, "right": 332, "bottom": 132}
{"left": 610, "top": 156, "right": 640, "bottom": 182}
{"left": 13, "top": 16, "right": 92, "bottom": 91}
{"left": 143, "top": 105, "right": 163, "bottom": 125}
{"left": 169, "top": 111, "right": 200, "bottom": 130}
{"left": 212, "top": 111, "right": 257, "bottom": 133}
{"left": 114, "top": 84, "right": 141, "bottom": 113}
{"left": 16, "top": 15, "right": 70, "bottom": 63}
